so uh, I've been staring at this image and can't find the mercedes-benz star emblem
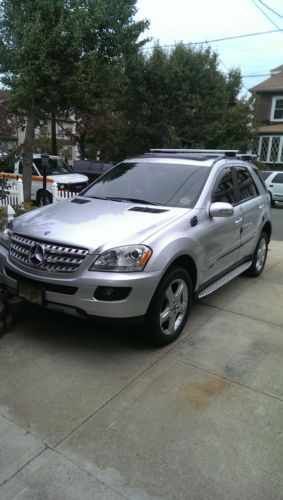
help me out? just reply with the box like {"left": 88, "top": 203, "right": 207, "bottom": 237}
{"left": 29, "top": 243, "right": 45, "bottom": 266}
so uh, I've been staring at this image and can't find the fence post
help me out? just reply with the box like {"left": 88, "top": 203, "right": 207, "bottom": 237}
{"left": 6, "top": 205, "right": 15, "bottom": 222}
{"left": 17, "top": 178, "right": 24, "bottom": 205}
{"left": 52, "top": 182, "right": 58, "bottom": 203}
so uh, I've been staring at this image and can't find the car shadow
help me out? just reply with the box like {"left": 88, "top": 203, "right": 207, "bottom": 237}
{"left": 8, "top": 302, "right": 152, "bottom": 353}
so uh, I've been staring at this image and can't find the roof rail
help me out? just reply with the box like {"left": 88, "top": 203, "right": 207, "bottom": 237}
{"left": 150, "top": 148, "right": 240, "bottom": 157}
{"left": 236, "top": 153, "right": 257, "bottom": 160}
{"left": 149, "top": 149, "right": 258, "bottom": 160}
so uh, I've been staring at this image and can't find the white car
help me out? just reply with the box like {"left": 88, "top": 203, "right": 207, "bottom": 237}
{"left": 12, "top": 154, "right": 89, "bottom": 204}
{"left": 263, "top": 170, "right": 283, "bottom": 206}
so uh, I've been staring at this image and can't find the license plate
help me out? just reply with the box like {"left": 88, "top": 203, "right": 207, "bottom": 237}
{"left": 18, "top": 281, "right": 44, "bottom": 306}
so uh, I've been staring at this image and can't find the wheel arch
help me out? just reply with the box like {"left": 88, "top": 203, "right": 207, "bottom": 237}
{"left": 164, "top": 254, "right": 198, "bottom": 292}
{"left": 262, "top": 220, "right": 272, "bottom": 243}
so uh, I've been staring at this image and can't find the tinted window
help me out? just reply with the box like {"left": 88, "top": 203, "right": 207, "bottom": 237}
{"left": 235, "top": 168, "right": 258, "bottom": 201}
{"left": 252, "top": 168, "right": 268, "bottom": 190}
{"left": 34, "top": 158, "right": 72, "bottom": 175}
{"left": 212, "top": 169, "right": 236, "bottom": 205}
{"left": 83, "top": 161, "right": 211, "bottom": 208}
{"left": 273, "top": 173, "right": 283, "bottom": 183}
{"left": 261, "top": 171, "right": 272, "bottom": 180}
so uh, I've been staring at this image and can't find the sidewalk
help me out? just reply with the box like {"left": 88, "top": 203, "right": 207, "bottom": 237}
{"left": 0, "top": 240, "right": 282, "bottom": 499}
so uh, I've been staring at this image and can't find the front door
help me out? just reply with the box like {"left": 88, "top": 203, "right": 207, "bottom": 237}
{"left": 203, "top": 167, "right": 242, "bottom": 282}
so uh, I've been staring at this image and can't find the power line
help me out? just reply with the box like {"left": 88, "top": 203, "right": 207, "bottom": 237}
{"left": 141, "top": 28, "right": 282, "bottom": 51}
{"left": 257, "top": 0, "right": 283, "bottom": 18}
{"left": 243, "top": 73, "right": 270, "bottom": 77}
{"left": 250, "top": 0, "right": 282, "bottom": 30}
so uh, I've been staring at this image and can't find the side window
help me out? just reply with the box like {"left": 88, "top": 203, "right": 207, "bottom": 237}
{"left": 273, "top": 173, "right": 283, "bottom": 183}
{"left": 235, "top": 168, "right": 258, "bottom": 202}
{"left": 18, "top": 161, "right": 23, "bottom": 174}
{"left": 212, "top": 169, "right": 236, "bottom": 205}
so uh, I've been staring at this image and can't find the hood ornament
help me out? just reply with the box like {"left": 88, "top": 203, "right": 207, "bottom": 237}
{"left": 29, "top": 243, "right": 45, "bottom": 266}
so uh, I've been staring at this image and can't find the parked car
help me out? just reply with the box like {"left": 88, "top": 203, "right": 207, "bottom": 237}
{"left": 1, "top": 154, "right": 89, "bottom": 205}
{"left": 262, "top": 170, "right": 283, "bottom": 206}
{"left": 73, "top": 160, "right": 115, "bottom": 183}
{"left": 0, "top": 149, "right": 272, "bottom": 346}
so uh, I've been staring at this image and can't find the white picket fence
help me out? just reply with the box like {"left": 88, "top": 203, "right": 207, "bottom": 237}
{"left": 0, "top": 179, "right": 77, "bottom": 207}
{"left": 0, "top": 178, "right": 24, "bottom": 207}
{"left": 51, "top": 182, "right": 78, "bottom": 203}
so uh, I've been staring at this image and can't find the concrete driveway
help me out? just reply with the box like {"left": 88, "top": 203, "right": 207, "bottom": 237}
{"left": 0, "top": 240, "right": 283, "bottom": 499}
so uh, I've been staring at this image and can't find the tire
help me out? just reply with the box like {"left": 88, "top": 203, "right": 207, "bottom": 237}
{"left": 269, "top": 191, "right": 275, "bottom": 207}
{"left": 245, "top": 232, "right": 268, "bottom": 277}
{"left": 145, "top": 267, "right": 193, "bottom": 346}
{"left": 37, "top": 190, "right": 52, "bottom": 206}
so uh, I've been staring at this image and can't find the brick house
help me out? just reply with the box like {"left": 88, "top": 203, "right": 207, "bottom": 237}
{"left": 251, "top": 64, "right": 283, "bottom": 166}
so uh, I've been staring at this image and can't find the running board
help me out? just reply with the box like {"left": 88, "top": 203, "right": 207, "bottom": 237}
{"left": 198, "top": 261, "right": 252, "bottom": 299}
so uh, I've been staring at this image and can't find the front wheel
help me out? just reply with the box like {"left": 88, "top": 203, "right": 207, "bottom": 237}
{"left": 245, "top": 232, "right": 268, "bottom": 277}
{"left": 145, "top": 267, "right": 193, "bottom": 346}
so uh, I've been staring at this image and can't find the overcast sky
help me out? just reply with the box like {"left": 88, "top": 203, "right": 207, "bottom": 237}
{"left": 135, "top": 0, "right": 283, "bottom": 96}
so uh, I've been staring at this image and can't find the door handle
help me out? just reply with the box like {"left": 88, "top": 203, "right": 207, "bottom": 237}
{"left": 270, "top": 184, "right": 273, "bottom": 187}
{"left": 235, "top": 217, "right": 243, "bottom": 224}
{"left": 258, "top": 204, "right": 264, "bottom": 209}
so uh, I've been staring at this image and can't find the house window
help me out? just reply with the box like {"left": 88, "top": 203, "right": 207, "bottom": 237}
{"left": 257, "top": 136, "right": 283, "bottom": 163}
{"left": 56, "top": 121, "right": 65, "bottom": 137}
{"left": 271, "top": 97, "right": 283, "bottom": 121}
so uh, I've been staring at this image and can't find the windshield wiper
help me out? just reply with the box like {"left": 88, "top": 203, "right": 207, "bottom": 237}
{"left": 105, "top": 196, "right": 159, "bottom": 205}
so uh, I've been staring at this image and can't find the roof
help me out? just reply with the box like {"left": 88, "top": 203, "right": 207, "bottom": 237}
{"left": 250, "top": 66, "right": 283, "bottom": 93}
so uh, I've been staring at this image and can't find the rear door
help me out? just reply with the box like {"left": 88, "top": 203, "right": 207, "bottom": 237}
{"left": 234, "top": 166, "right": 263, "bottom": 260}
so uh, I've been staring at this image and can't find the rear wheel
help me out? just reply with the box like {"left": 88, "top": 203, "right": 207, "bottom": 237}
{"left": 37, "top": 190, "right": 52, "bottom": 206}
{"left": 245, "top": 232, "right": 268, "bottom": 277}
{"left": 145, "top": 267, "right": 193, "bottom": 346}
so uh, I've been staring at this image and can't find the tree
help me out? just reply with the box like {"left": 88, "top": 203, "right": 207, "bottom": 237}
{"left": 66, "top": 1, "right": 149, "bottom": 159}
{"left": 105, "top": 44, "right": 252, "bottom": 159}
{"left": 0, "top": 0, "right": 148, "bottom": 200}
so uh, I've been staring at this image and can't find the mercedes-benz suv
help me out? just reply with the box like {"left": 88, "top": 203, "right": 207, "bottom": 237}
{"left": 0, "top": 149, "right": 272, "bottom": 345}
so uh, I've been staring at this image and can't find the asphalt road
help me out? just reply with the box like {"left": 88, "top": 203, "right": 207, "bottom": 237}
{"left": 271, "top": 205, "right": 283, "bottom": 241}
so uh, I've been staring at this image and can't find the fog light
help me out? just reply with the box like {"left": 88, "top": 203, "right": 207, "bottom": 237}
{"left": 94, "top": 286, "right": 131, "bottom": 301}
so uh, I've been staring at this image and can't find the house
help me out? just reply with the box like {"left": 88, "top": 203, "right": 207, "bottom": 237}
{"left": 0, "top": 90, "right": 79, "bottom": 164}
{"left": 250, "top": 65, "right": 283, "bottom": 166}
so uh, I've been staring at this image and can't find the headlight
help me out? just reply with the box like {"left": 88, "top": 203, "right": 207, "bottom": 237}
{"left": 0, "top": 220, "right": 13, "bottom": 249}
{"left": 90, "top": 245, "right": 152, "bottom": 272}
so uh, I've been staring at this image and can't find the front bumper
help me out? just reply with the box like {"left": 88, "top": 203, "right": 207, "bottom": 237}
{"left": 0, "top": 245, "right": 160, "bottom": 319}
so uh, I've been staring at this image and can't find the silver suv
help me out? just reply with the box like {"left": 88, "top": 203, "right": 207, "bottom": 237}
{"left": 0, "top": 149, "right": 272, "bottom": 346}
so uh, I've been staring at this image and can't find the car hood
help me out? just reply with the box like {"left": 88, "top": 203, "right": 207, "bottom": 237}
{"left": 47, "top": 173, "right": 88, "bottom": 183}
{"left": 12, "top": 197, "right": 190, "bottom": 253}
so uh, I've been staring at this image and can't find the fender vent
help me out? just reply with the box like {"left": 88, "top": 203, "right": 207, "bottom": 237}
{"left": 71, "top": 198, "right": 91, "bottom": 204}
{"left": 190, "top": 216, "right": 198, "bottom": 227}
{"left": 128, "top": 207, "right": 168, "bottom": 214}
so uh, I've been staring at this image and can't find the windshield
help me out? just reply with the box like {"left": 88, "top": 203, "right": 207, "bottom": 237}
{"left": 82, "top": 161, "right": 210, "bottom": 208}
{"left": 34, "top": 158, "right": 73, "bottom": 175}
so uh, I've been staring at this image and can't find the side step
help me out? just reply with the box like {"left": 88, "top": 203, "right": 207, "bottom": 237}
{"left": 198, "top": 261, "right": 252, "bottom": 299}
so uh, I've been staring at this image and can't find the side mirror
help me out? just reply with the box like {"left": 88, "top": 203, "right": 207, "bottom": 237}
{"left": 210, "top": 202, "right": 234, "bottom": 218}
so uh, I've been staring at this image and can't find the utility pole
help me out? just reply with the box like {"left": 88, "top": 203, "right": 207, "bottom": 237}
{"left": 51, "top": 113, "right": 57, "bottom": 155}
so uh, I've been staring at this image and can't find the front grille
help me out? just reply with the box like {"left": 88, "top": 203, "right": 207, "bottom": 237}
{"left": 10, "top": 233, "right": 89, "bottom": 273}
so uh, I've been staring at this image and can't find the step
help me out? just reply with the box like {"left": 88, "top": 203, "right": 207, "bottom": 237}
{"left": 198, "top": 261, "right": 252, "bottom": 299}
